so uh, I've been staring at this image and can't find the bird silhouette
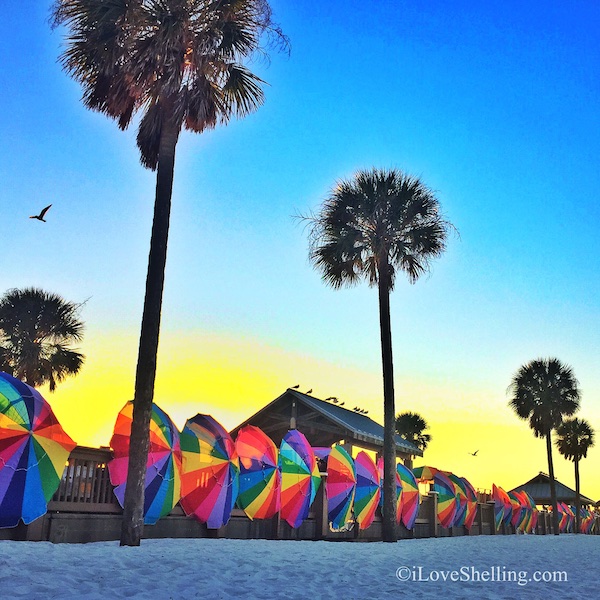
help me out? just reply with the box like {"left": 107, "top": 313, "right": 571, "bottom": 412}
{"left": 306, "top": 389, "right": 312, "bottom": 394}
{"left": 291, "top": 385, "right": 300, "bottom": 389}
{"left": 468, "top": 450, "right": 479, "bottom": 457}
{"left": 339, "top": 402, "right": 345, "bottom": 406}
{"left": 29, "top": 204, "right": 52, "bottom": 222}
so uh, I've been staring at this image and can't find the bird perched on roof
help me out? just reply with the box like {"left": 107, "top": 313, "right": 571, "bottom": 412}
{"left": 29, "top": 204, "right": 52, "bottom": 222}
{"left": 339, "top": 402, "right": 345, "bottom": 406}
{"left": 306, "top": 389, "right": 312, "bottom": 394}
{"left": 291, "top": 384, "right": 299, "bottom": 389}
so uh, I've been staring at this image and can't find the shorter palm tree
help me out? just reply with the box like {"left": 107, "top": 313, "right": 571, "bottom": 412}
{"left": 508, "top": 357, "right": 580, "bottom": 535}
{"left": 395, "top": 411, "right": 431, "bottom": 469}
{"left": 556, "top": 417, "right": 595, "bottom": 533}
{"left": 0, "top": 287, "right": 84, "bottom": 390}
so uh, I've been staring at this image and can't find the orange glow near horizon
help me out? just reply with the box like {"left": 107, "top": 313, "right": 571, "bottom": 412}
{"left": 43, "top": 328, "right": 600, "bottom": 502}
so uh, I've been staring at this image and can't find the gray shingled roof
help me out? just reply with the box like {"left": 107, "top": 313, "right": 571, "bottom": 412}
{"left": 285, "top": 389, "right": 422, "bottom": 456}
{"left": 509, "top": 472, "right": 595, "bottom": 506}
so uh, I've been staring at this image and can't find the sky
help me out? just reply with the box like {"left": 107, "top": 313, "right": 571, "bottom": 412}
{"left": 1, "top": 1, "right": 600, "bottom": 500}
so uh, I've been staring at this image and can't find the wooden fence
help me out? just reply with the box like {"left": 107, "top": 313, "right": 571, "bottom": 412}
{"left": 1, "top": 446, "right": 597, "bottom": 543}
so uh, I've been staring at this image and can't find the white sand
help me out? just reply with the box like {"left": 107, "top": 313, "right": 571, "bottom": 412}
{"left": 1, "top": 534, "right": 597, "bottom": 599}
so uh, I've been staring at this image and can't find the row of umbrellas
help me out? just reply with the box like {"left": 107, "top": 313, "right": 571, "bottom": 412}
{"left": 550, "top": 502, "right": 596, "bottom": 534}
{"left": 1, "top": 372, "right": 597, "bottom": 535}
{"left": 107, "top": 404, "right": 325, "bottom": 529}
{"left": 412, "top": 465, "right": 479, "bottom": 530}
{"left": 107, "top": 403, "right": 424, "bottom": 531}
{"left": 492, "top": 484, "right": 539, "bottom": 532}
{"left": 321, "top": 446, "right": 420, "bottom": 532}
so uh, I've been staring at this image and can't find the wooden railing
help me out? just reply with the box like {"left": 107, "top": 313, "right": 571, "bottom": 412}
{"left": 34, "top": 446, "right": 598, "bottom": 542}
{"left": 50, "top": 446, "right": 120, "bottom": 513}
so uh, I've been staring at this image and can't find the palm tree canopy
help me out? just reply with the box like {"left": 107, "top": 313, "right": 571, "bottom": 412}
{"left": 51, "top": 0, "right": 288, "bottom": 169}
{"left": 395, "top": 411, "right": 431, "bottom": 452}
{"left": 0, "top": 287, "right": 85, "bottom": 391}
{"left": 508, "top": 357, "right": 581, "bottom": 438}
{"left": 306, "top": 167, "right": 452, "bottom": 290}
{"left": 556, "top": 417, "right": 595, "bottom": 462}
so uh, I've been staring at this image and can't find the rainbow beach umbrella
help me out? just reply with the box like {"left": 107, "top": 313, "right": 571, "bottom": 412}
{"left": 460, "top": 476, "right": 478, "bottom": 530}
{"left": 235, "top": 425, "right": 280, "bottom": 520}
{"left": 179, "top": 414, "right": 239, "bottom": 529}
{"left": 397, "top": 463, "right": 420, "bottom": 530}
{"left": 326, "top": 445, "right": 356, "bottom": 531}
{"left": 433, "top": 471, "right": 458, "bottom": 529}
{"left": 448, "top": 473, "right": 468, "bottom": 526}
{"left": 0, "top": 372, "right": 76, "bottom": 528}
{"left": 279, "top": 429, "right": 320, "bottom": 528}
{"left": 353, "top": 451, "right": 380, "bottom": 530}
{"left": 108, "top": 401, "right": 182, "bottom": 525}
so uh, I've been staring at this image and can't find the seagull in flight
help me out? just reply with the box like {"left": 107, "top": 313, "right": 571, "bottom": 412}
{"left": 30, "top": 204, "right": 52, "bottom": 222}
{"left": 468, "top": 450, "right": 479, "bottom": 457}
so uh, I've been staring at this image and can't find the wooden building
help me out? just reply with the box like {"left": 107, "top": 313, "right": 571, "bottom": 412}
{"left": 230, "top": 388, "right": 422, "bottom": 461}
{"left": 509, "top": 472, "right": 595, "bottom": 507}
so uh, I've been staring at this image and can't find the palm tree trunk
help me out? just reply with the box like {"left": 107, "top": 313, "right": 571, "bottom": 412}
{"left": 546, "top": 430, "right": 560, "bottom": 536}
{"left": 120, "top": 103, "right": 180, "bottom": 547}
{"left": 574, "top": 458, "right": 581, "bottom": 534}
{"left": 377, "top": 260, "right": 397, "bottom": 543}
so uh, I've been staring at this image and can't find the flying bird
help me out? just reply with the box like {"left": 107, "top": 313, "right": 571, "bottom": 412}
{"left": 468, "top": 450, "right": 479, "bottom": 457}
{"left": 29, "top": 204, "right": 52, "bottom": 222}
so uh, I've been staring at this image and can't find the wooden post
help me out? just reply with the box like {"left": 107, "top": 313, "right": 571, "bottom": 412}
{"left": 429, "top": 491, "right": 439, "bottom": 537}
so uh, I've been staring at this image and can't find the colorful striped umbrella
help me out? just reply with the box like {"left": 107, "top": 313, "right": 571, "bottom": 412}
{"left": 507, "top": 490, "right": 524, "bottom": 530}
{"left": 448, "top": 474, "right": 468, "bottom": 526}
{"left": 412, "top": 465, "right": 444, "bottom": 482}
{"left": 491, "top": 484, "right": 514, "bottom": 530}
{"left": 279, "top": 429, "right": 319, "bottom": 528}
{"left": 326, "top": 445, "right": 356, "bottom": 531}
{"left": 0, "top": 372, "right": 76, "bottom": 528}
{"left": 353, "top": 451, "right": 380, "bottom": 530}
{"left": 235, "top": 425, "right": 280, "bottom": 520}
{"left": 397, "top": 463, "right": 420, "bottom": 530}
{"left": 108, "top": 401, "right": 182, "bottom": 525}
{"left": 460, "top": 476, "right": 478, "bottom": 530}
{"left": 179, "top": 414, "right": 239, "bottom": 529}
{"left": 433, "top": 471, "right": 458, "bottom": 529}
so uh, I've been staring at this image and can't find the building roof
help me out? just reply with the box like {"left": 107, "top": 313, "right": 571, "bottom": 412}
{"left": 229, "top": 388, "right": 422, "bottom": 458}
{"left": 509, "top": 472, "right": 595, "bottom": 506}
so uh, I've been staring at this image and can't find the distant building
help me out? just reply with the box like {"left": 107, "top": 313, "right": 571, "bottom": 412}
{"left": 230, "top": 388, "right": 422, "bottom": 461}
{"left": 509, "top": 472, "right": 595, "bottom": 507}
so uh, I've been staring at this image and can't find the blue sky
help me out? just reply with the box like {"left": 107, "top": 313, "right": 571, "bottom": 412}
{"left": 1, "top": 1, "right": 599, "bottom": 498}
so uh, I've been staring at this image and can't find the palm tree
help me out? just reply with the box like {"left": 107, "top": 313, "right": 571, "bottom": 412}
{"left": 52, "top": 0, "right": 287, "bottom": 546}
{"left": 0, "top": 287, "right": 84, "bottom": 391}
{"left": 395, "top": 411, "right": 431, "bottom": 469}
{"left": 508, "top": 357, "right": 580, "bottom": 535}
{"left": 306, "top": 167, "right": 451, "bottom": 542}
{"left": 556, "top": 417, "right": 595, "bottom": 533}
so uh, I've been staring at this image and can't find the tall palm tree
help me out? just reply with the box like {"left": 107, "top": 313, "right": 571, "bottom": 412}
{"left": 556, "top": 417, "right": 595, "bottom": 533}
{"left": 306, "top": 167, "right": 451, "bottom": 542}
{"left": 52, "top": 0, "right": 287, "bottom": 546}
{"left": 0, "top": 287, "right": 84, "bottom": 391}
{"left": 395, "top": 411, "right": 431, "bottom": 469}
{"left": 508, "top": 357, "right": 580, "bottom": 535}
